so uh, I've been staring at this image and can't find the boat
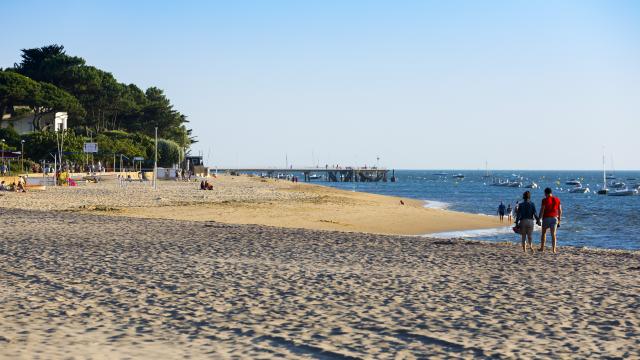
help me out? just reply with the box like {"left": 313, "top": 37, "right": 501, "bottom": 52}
{"left": 606, "top": 174, "right": 616, "bottom": 180}
{"left": 451, "top": 174, "right": 465, "bottom": 179}
{"left": 610, "top": 181, "right": 626, "bottom": 189}
{"left": 597, "top": 153, "right": 608, "bottom": 195}
{"left": 308, "top": 174, "right": 322, "bottom": 180}
{"left": 608, "top": 188, "right": 638, "bottom": 196}
{"left": 565, "top": 179, "right": 581, "bottom": 186}
{"left": 490, "top": 178, "right": 513, "bottom": 187}
{"left": 507, "top": 181, "right": 522, "bottom": 188}
{"left": 569, "top": 185, "right": 590, "bottom": 193}
{"left": 524, "top": 182, "right": 539, "bottom": 189}
{"left": 432, "top": 172, "right": 448, "bottom": 176}
{"left": 482, "top": 161, "right": 491, "bottom": 178}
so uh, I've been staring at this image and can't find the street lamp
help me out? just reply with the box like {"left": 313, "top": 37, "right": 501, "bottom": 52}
{"left": 1, "top": 139, "right": 5, "bottom": 176}
{"left": 21, "top": 140, "right": 25, "bottom": 174}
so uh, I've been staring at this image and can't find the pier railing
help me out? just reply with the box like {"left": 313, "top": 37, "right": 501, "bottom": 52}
{"left": 212, "top": 167, "right": 391, "bottom": 182}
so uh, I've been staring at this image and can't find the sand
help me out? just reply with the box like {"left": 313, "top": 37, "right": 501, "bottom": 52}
{"left": 0, "top": 209, "right": 638, "bottom": 358}
{"left": 0, "top": 175, "right": 638, "bottom": 358}
{"left": 0, "top": 174, "right": 502, "bottom": 235}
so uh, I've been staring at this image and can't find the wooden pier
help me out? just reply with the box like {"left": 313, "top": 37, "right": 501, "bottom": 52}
{"left": 212, "top": 167, "right": 393, "bottom": 182}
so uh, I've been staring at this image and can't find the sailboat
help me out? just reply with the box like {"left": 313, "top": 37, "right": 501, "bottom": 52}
{"left": 606, "top": 155, "right": 616, "bottom": 180}
{"left": 597, "top": 153, "right": 608, "bottom": 195}
{"left": 482, "top": 161, "right": 491, "bottom": 178}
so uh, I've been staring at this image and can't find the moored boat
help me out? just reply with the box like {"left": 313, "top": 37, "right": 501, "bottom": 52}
{"left": 607, "top": 188, "right": 638, "bottom": 196}
{"left": 569, "top": 186, "right": 590, "bottom": 193}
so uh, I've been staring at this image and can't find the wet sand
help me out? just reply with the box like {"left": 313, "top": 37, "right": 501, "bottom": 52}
{"left": 0, "top": 209, "right": 638, "bottom": 358}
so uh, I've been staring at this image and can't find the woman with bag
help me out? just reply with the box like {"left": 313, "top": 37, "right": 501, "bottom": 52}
{"left": 515, "top": 191, "right": 540, "bottom": 253}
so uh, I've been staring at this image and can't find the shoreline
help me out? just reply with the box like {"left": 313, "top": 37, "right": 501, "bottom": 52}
{"left": 0, "top": 174, "right": 502, "bottom": 236}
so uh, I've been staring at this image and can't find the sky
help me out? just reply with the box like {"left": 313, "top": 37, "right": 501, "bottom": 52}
{"left": 2, "top": 0, "right": 639, "bottom": 170}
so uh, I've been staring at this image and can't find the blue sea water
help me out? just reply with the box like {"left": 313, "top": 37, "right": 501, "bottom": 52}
{"left": 318, "top": 170, "right": 640, "bottom": 251}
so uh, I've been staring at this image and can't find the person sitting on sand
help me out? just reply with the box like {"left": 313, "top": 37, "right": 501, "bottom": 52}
{"left": 538, "top": 187, "right": 562, "bottom": 253}
{"left": 206, "top": 181, "right": 213, "bottom": 190}
{"left": 16, "top": 176, "right": 27, "bottom": 193}
{"left": 200, "top": 180, "right": 206, "bottom": 190}
{"left": 0, "top": 181, "right": 6, "bottom": 191}
{"left": 515, "top": 191, "right": 540, "bottom": 253}
{"left": 497, "top": 201, "right": 506, "bottom": 222}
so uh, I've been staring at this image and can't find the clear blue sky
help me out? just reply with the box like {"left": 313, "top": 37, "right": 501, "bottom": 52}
{"left": 3, "top": 0, "right": 639, "bottom": 169}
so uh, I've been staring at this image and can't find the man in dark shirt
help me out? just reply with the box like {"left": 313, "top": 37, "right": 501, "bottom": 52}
{"left": 515, "top": 191, "right": 540, "bottom": 253}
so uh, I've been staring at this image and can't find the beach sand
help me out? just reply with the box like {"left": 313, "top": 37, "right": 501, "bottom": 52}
{"left": 0, "top": 176, "right": 638, "bottom": 358}
{"left": 0, "top": 209, "right": 638, "bottom": 358}
{"left": 1, "top": 174, "right": 501, "bottom": 235}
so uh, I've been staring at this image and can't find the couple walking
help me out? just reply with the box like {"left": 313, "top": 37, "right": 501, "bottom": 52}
{"left": 515, "top": 187, "right": 562, "bottom": 253}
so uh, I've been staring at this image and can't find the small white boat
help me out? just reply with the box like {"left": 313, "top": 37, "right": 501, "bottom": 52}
{"left": 432, "top": 172, "right": 448, "bottom": 176}
{"left": 507, "top": 182, "right": 522, "bottom": 188}
{"left": 610, "top": 181, "right": 626, "bottom": 189}
{"left": 452, "top": 174, "right": 465, "bottom": 179}
{"left": 308, "top": 174, "right": 322, "bottom": 180}
{"left": 524, "top": 182, "right": 538, "bottom": 189}
{"left": 566, "top": 179, "right": 581, "bottom": 186}
{"left": 608, "top": 188, "right": 638, "bottom": 196}
{"left": 569, "top": 186, "right": 590, "bottom": 193}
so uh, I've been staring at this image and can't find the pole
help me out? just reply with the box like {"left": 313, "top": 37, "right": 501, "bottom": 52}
{"left": 53, "top": 154, "right": 57, "bottom": 187}
{"left": 154, "top": 127, "right": 158, "bottom": 190}
{"left": 21, "top": 141, "right": 24, "bottom": 174}
{"left": 1, "top": 139, "right": 4, "bottom": 176}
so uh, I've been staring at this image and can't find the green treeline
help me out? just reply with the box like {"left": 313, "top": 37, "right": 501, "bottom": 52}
{"left": 0, "top": 44, "right": 193, "bottom": 169}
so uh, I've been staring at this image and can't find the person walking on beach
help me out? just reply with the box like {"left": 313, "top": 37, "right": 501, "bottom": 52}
{"left": 539, "top": 187, "right": 562, "bottom": 253}
{"left": 506, "top": 204, "right": 513, "bottom": 223}
{"left": 497, "top": 201, "right": 506, "bottom": 222}
{"left": 515, "top": 191, "right": 540, "bottom": 253}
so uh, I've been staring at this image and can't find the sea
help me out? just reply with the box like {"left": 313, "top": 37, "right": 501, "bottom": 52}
{"left": 318, "top": 170, "right": 640, "bottom": 251}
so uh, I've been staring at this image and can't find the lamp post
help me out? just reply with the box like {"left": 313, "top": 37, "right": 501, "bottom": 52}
{"left": 154, "top": 127, "right": 158, "bottom": 190}
{"left": 21, "top": 140, "right": 25, "bottom": 174}
{"left": 1, "top": 139, "right": 5, "bottom": 176}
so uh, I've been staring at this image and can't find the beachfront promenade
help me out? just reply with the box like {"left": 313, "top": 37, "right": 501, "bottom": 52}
{"left": 216, "top": 167, "right": 391, "bottom": 182}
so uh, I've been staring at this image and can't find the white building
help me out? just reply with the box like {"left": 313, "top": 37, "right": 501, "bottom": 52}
{"left": 0, "top": 111, "right": 68, "bottom": 134}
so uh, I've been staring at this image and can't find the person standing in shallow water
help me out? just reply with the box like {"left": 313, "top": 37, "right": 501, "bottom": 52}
{"left": 539, "top": 187, "right": 562, "bottom": 253}
{"left": 497, "top": 201, "right": 506, "bottom": 222}
{"left": 515, "top": 191, "right": 540, "bottom": 253}
{"left": 506, "top": 204, "right": 512, "bottom": 223}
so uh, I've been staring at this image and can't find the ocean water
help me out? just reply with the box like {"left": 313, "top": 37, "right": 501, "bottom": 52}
{"left": 318, "top": 170, "right": 640, "bottom": 251}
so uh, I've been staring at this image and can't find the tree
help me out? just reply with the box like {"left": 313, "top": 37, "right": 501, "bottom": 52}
{"left": 157, "top": 139, "right": 183, "bottom": 167}
{"left": 7, "top": 44, "right": 194, "bottom": 161}
{"left": 31, "top": 82, "right": 84, "bottom": 131}
{"left": 0, "top": 71, "right": 39, "bottom": 118}
{"left": 14, "top": 44, "right": 85, "bottom": 87}
{"left": 21, "top": 130, "right": 85, "bottom": 163}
